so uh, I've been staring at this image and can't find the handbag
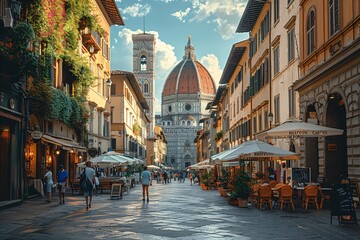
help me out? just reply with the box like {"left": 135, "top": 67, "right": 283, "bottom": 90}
{"left": 95, "top": 177, "right": 100, "bottom": 186}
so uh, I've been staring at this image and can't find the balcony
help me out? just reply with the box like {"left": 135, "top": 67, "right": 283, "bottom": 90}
{"left": 81, "top": 28, "right": 101, "bottom": 54}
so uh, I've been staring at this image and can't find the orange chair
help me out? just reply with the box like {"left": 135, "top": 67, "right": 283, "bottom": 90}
{"left": 278, "top": 185, "right": 295, "bottom": 210}
{"left": 269, "top": 181, "right": 278, "bottom": 189}
{"left": 318, "top": 187, "right": 330, "bottom": 209}
{"left": 303, "top": 185, "right": 319, "bottom": 210}
{"left": 251, "top": 183, "right": 261, "bottom": 206}
{"left": 258, "top": 186, "right": 272, "bottom": 210}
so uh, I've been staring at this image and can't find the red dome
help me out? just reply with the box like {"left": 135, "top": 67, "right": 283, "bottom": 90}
{"left": 162, "top": 38, "right": 216, "bottom": 97}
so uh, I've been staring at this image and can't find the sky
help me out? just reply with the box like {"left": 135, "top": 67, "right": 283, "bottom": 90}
{"left": 110, "top": 0, "right": 249, "bottom": 114}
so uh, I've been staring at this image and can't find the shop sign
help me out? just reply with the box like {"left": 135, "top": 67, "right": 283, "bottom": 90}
{"left": 88, "top": 147, "right": 98, "bottom": 157}
{"left": 31, "top": 130, "right": 43, "bottom": 140}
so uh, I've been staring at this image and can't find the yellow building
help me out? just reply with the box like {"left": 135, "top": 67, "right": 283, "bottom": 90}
{"left": 84, "top": 0, "right": 124, "bottom": 157}
{"left": 295, "top": 0, "right": 360, "bottom": 183}
{"left": 110, "top": 70, "right": 150, "bottom": 160}
{"left": 147, "top": 125, "right": 167, "bottom": 166}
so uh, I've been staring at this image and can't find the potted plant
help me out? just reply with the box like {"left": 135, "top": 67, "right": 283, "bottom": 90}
{"left": 218, "top": 168, "right": 231, "bottom": 197}
{"left": 227, "top": 191, "right": 238, "bottom": 205}
{"left": 234, "top": 170, "right": 252, "bottom": 208}
{"left": 200, "top": 171, "right": 209, "bottom": 190}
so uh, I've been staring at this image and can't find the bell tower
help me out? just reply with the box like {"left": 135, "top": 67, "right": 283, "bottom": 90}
{"left": 132, "top": 33, "right": 156, "bottom": 137}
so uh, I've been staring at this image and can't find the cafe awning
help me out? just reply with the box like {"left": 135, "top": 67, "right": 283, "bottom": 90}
{"left": 42, "top": 134, "right": 87, "bottom": 152}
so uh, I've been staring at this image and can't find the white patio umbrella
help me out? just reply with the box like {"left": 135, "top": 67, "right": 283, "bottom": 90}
{"left": 219, "top": 140, "right": 298, "bottom": 162}
{"left": 146, "top": 165, "right": 160, "bottom": 170}
{"left": 265, "top": 120, "right": 344, "bottom": 139}
{"left": 191, "top": 164, "right": 214, "bottom": 170}
{"left": 77, "top": 154, "right": 126, "bottom": 168}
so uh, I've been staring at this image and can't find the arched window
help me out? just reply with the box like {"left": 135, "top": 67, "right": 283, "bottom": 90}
{"left": 144, "top": 83, "right": 149, "bottom": 93}
{"left": 307, "top": 9, "right": 316, "bottom": 55}
{"left": 329, "top": 0, "right": 340, "bottom": 36}
{"left": 140, "top": 55, "right": 147, "bottom": 71}
{"left": 187, "top": 121, "right": 191, "bottom": 126}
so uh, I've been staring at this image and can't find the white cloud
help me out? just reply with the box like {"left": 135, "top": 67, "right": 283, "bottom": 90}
{"left": 172, "top": 0, "right": 246, "bottom": 40}
{"left": 200, "top": 54, "right": 222, "bottom": 88}
{"left": 120, "top": 3, "right": 151, "bottom": 17}
{"left": 171, "top": 7, "right": 191, "bottom": 22}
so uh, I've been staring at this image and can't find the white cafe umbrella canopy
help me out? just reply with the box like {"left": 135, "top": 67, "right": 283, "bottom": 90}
{"left": 77, "top": 151, "right": 130, "bottom": 167}
{"left": 265, "top": 120, "right": 344, "bottom": 139}
{"left": 146, "top": 165, "right": 160, "bottom": 170}
{"left": 219, "top": 140, "right": 298, "bottom": 162}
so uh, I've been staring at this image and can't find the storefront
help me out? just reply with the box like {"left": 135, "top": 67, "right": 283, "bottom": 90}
{"left": 0, "top": 81, "right": 26, "bottom": 201}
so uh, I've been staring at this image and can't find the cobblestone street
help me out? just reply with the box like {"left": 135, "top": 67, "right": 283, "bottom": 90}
{"left": 0, "top": 181, "right": 359, "bottom": 240}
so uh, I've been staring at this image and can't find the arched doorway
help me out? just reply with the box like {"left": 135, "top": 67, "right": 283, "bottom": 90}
{"left": 305, "top": 104, "right": 319, "bottom": 182}
{"left": 325, "top": 93, "right": 347, "bottom": 184}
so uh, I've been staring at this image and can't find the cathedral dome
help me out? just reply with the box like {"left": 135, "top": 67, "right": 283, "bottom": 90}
{"left": 162, "top": 37, "right": 216, "bottom": 97}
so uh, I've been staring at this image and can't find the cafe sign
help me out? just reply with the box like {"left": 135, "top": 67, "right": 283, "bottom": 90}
{"left": 31, "top": 130, "right": 43, "bottom": 140}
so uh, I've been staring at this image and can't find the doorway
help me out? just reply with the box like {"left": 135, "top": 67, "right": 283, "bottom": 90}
{"left": 305, "top": 104, "right": 319, "bottom": 182}
{"left": 0, "top": 123, "right": 11, "bottom": 201}
{"left": 325, "top": 93, "right": 347, "bottom": 184}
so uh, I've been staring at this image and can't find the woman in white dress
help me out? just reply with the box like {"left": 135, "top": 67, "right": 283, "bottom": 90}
{"left": 44, "top": 166, "right": 53, "bottom": 203}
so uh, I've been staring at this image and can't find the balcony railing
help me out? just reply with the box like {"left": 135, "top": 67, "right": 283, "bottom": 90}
{"left": 81, "top": 28, "right": 101, "bottom": 54}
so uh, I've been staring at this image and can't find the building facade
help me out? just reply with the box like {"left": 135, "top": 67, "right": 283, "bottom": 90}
{"left": 159, "top": 37, "right": 216, "bottom": 170}
{"left": 110, "top": 70, "right": 150, "bottom": 160}
{"left": 294, "top": 0, "right": 360, "bottom": 183}
{"left": 147, "top": 125, "right": 167, "bottom": 166}
{"left": 0, "top": 0, "right": 123, "bottom": 202}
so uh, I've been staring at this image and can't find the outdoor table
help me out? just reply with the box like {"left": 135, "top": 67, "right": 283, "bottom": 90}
{"left": 293, "top": 186, "right": 332, "bottom": 206}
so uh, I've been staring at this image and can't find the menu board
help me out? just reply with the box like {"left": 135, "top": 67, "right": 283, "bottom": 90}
{"left": 291, "top": 168, "right": 310, "bottom": 186}
{"left": 330, "top": 183, "right": 358, "bottom": 225}
{"left": 110, "top": 183, "right": 122, "bottom": 199}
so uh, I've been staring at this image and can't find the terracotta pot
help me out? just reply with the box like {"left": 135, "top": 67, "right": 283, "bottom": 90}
{"left": 201, "top": 184, "right": 208, "bottom": 190}
{"left": 237, "top": 198, "right": 248, "bottom": 208}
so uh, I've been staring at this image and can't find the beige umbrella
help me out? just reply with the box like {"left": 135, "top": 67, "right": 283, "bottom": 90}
{"left": 265, "top": 120, "right": 344, "bottom": 139}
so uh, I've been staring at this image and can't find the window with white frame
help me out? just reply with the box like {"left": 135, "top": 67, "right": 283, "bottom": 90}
{"left": 273, "top": 46, "right": 279, "bottom": 75}
{"left": 274, "top": 0, "right": 280, "bottom": 24}
{"left": 274, "top": 94, "right": 280, "bottom": 124}
{"left": 288, "top": 28, "right": 295, "bottom": 62}
{"left": 288, "top": 87, "right": 295, "bottom": 118}
{"left": 329, "top": 0, "right": 340, "bottom": 36}
{"left": 307, "top": 9, "right": 316, "bottom": 55}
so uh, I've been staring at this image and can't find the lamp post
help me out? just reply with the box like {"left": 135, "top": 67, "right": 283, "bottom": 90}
{"left": 268, "top": 112, "right": 273, "bottom": 129}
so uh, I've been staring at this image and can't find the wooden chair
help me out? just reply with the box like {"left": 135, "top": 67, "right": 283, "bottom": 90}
{"left": 258, "top": 186, "right": 272, "bottom": 210}
{"left": 303, "top": 185, "right": 319, "bottom": 210}
{"left": 251, "top": 183, "right": 261, "bottom": 207}
{"left": 278, "top": 185, "right": 295, "bottom": 210}
{"left": 269, "top": 181, "right": 278, "bottom": 189}
{"left": 318, "top": 187, "right": 330, "bottom": 209}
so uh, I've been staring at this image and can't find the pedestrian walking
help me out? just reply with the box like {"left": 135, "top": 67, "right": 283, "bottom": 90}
{"left": 43, "top": 166, "right": 53, "bottom": 203}
{"left": 163, "top": 171, "right": 168, "bottom": 184}
{"left": 140, "top": 166, "right": 152, "bottom": 202}
{"left": 57, "top": 164, "right": 68, "bottom": 205}
{"left": 81, "top": 160, "right": 95, "bottom": 210}
{"left": 189, "top": 172, "right": 193, "bottom": 186}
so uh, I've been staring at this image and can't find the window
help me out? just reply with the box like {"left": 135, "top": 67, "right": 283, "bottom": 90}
{"left": 274, "top": 0, "right": 279, "bottom": 24}
{"left": 288, "top": 28, "right": 295, "bottom": 62}
{"left": 111, "top": 84, "right": 116, "bottom": 95}
{"left": 140, "top": 55, "right": 147, "bottom": 71}
{"left": 98, "top": 110, "right": 102, "bottom": 136}
{"left": 289, "top": 87, "right": 295, "bottom": 118}
{"left": 329, "top": 0, "right": 340, "bottom": 36}
{"left": 237, "top": 96, "right": 239, "bottom": 113}
{"left": 253, "top": 116, "right": 257, "bottom": 134}
{"left": 274, "top": 46, "right": 279, "bottom": 75}
{"left": 89, "top": 106, "right": 94, "bottom": 133}
{"left": 185, "top": 104, "right": 191, "bottom": 111}
{"left": 259, "top": 112, "right": 263, "bottom": 132}
{"left": 274, "top": 95, "right": 280, "bottom": 124}
{"left": 307, "top": 9, "right": 316, "bottom": 55}
{"left": 144, "top": 83, "right": 149, "bottom": 93}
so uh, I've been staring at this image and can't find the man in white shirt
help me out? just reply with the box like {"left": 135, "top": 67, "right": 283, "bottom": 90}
{"left": 82, "top": 161, "right": 95, "bottom": 210}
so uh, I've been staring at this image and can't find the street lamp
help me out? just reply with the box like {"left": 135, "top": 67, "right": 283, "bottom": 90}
{"left": 10, "top": 0, "right": 22, "bottom": 21}
{"left": 105, "top": 78, "right": 112, "bottom": 87}
{"left": 268, "top": 112, "right": 273, "bottom": 128}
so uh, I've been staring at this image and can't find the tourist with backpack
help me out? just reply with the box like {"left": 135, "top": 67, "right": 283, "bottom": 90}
{"left": 80, "top": 161, "right": 96, "bottom": 210}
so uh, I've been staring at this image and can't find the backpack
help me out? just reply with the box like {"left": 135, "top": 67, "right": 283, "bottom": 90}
{"left": 80, "top": 169, "right": 90, "bottom": 191}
